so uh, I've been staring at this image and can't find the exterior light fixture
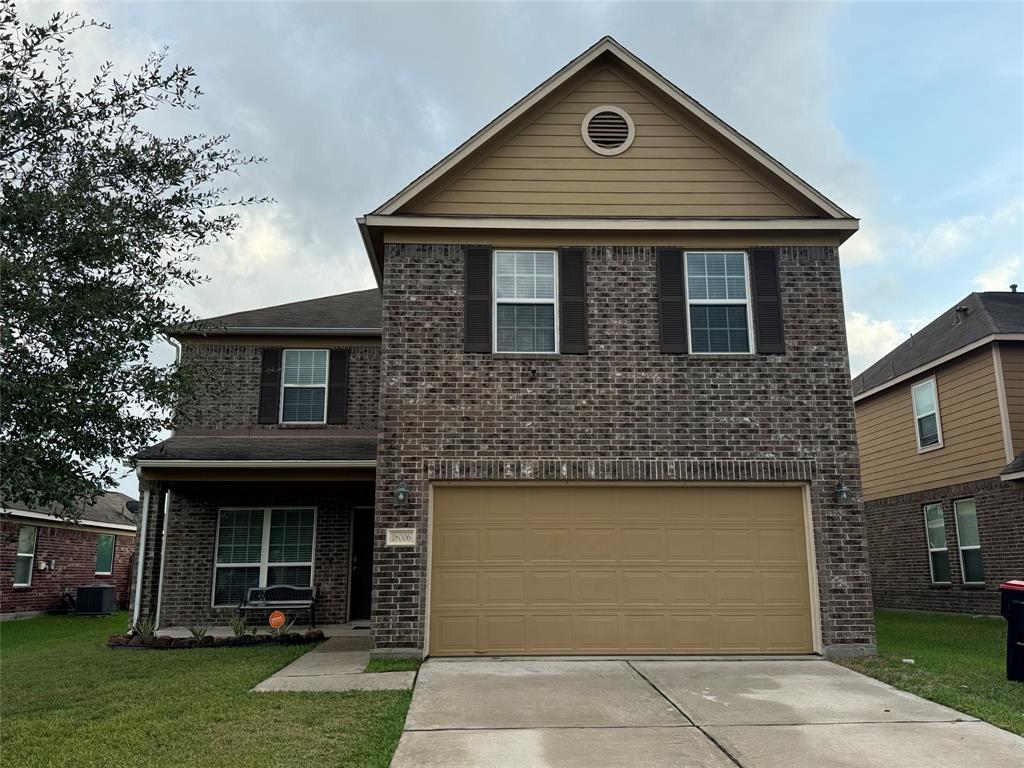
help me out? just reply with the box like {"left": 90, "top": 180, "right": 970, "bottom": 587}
{"left": 834, "top": 479, "right": 852, "bottom": 505}
{"left": 394, "top": 481, "right": 410, "bottom": 508}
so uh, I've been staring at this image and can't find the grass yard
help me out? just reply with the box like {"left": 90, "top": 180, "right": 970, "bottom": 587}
{"left": 841, "top": 610, "right": 1023, "bottom": 736}
{"left": 365, "top": 657, "right": 421, "bottom": 674}
{"left": 0, "top": 612, "right": 411, "bottom": 768}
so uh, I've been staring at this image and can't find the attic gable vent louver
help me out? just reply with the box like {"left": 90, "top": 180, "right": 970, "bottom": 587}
{"left": 582, "top": 105, "right": 635, "bottom": 156}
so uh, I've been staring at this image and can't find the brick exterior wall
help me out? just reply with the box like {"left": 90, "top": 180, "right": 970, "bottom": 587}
{"left": 374, "top": 243, "right": 875, "bottom": 655}
{"left": 133, "top": 481, "right": 374, "bottom": 628}
{"left": 176, "top": 341, "right": 380, "bottom": 432}
{"left": 1, "top": 520, "right": 135, "bottom": 617}
{"left": 864, "top": 476, "right": 1024, "bottom": 615}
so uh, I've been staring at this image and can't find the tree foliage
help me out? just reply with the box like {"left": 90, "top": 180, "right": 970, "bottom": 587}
{"left": 1, "top": 4, "right": 267, "bottom": 515}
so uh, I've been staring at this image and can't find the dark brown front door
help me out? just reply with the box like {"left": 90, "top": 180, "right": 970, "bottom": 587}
{"left": 349, "top": 509, "right": 374, "bottom": 621}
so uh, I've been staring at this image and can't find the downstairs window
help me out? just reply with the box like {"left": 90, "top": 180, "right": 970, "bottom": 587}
{"left": 213, "top": 508, "right": 316, "bottom": 606}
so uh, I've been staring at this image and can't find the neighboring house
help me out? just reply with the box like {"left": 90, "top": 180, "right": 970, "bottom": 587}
{"left": 853, "top": 290, "right": 1024, "bottom": 615}
{"left": 1, "top": 492, "right": 138, "bottom": 619}
{"left": 133, "top": 37, "right": 876, "bottom": 658}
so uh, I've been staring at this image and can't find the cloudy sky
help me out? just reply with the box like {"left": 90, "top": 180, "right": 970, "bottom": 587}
{"left": 21, "top": 1, "right": 1023, "bottom": 496}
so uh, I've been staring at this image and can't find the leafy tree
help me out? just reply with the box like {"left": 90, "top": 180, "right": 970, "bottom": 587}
{"left": 1, "top": 4, "right": 267, "bottom": 515}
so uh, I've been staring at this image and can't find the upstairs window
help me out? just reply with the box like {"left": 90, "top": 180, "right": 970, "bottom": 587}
{"left": 494, "top": 250, "right": 557, "bottom": 353}
{"left": 954, "top": 498, "right": 984, "bottom": 584}
{"left": 13, "top": 526, "right": 36, "bottom": 587}
{"left": 281, "top": 349, "right": 328, "bottom": 423}
{"left": 95, "top": 534, "right": 115, "bottom": 575}
{"left": 922, "top": 503, "right": 950, "bottom": 584}
{"left": 685, "top": 252, "right": 753, "bottom": 353}
{"left": 912, "top": 377, "right": 942, "bottom": 451}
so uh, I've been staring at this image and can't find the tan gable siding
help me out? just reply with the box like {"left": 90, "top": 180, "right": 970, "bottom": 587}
{"left": 1001, "top": 341, "right": 1024, "bottom": 455}
{"left": 856, "top": 346, "right": 1007, "bottom": 501}
{"left": 406, "top": 64, "right": 809, "bottom": 217}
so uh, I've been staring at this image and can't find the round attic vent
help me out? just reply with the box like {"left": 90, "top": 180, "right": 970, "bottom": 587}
{"left": 582, "top": 105, "right": 635, "bottom": 156}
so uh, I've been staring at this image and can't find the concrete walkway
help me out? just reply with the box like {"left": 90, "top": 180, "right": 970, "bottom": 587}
{"left": 391, "top": 658, "right": 1024, "bottom": 767}
{"left": 251, "top": 635, "right": 415, "bottom": 692}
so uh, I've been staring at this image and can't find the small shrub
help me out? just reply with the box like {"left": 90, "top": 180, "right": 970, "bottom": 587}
{"left": 185, "top": 623, "right": 210, "bottom": 640}
{"left": 227, "top": 614, "right": 249, "bottom": 638}
{"left": 132, "top": 616, "right": 157, "bottom": 643}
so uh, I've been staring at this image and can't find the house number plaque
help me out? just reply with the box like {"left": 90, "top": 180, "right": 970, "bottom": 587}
{"left": 385, "top": 528, "right": 416, "bottom": 547}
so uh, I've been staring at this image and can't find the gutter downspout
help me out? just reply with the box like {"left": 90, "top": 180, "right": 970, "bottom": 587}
{"left": 154, "top": 490, "right": 172, "bottom": 629}
{"left": 131, "top": 489, "right": 151, "bottom": 626}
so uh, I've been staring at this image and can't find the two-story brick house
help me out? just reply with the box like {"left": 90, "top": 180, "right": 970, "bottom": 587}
{"left": 133, "top": 37, "right": 876, "bottom": 658}
{"left": 853, "top": 290, "right": 1024, "bottom": 615}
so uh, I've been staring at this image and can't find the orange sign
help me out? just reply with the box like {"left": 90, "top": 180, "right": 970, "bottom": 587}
{"left": 268, "top": 610, "right": 286, "bottom": 629}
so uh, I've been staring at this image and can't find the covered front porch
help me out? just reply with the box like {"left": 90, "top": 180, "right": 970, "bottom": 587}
{"left": 133, "top": 435, "right": 378, "bottom": 630}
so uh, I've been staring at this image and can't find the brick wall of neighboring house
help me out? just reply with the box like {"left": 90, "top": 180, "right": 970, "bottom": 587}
{"left": 134, "top": 481, "right": 374, "bottom": 628}
{"left": 864, "top": 477, "right": 1024, "bottom": 615}
{"left": 176, "top": 341, "right": 380, "bottom": 432}
{"left": 0, "top": 520, "right": 135, "bottom": 617}
{"left": 374, "top": 242, "right": 875, "bottom": 655}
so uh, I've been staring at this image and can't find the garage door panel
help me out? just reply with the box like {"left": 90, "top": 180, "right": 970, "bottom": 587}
{"left": 664, "top": 529, "right": 712, "bottom": 561}
{"left": 574, "top": 528, "right": 619, "bottom": 561}
{"left": 430, "top": 485, "right": 813, "bottom": 655}
{"left": 528, "top": 570, "right": 573, "bottom": 604}
{"left": 575, "top": 570, "right": 619, "bottom": 603}
{"left": 481, "top": 529, "right": 524, "bottom": 562}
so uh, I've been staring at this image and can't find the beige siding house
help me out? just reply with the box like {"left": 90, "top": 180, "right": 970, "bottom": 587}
{"left": 852, "top": 290, "right": 1024, "bottom": 615}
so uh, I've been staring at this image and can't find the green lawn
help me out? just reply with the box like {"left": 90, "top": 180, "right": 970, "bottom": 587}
{"left": 0, "top": 613, "right": 411, "bottom": 768}
{"left": 841, "top": 610, "right": 1023, "bottom": 736}
{"left": 365, "top": 657, "right": 421, "bottom": 674}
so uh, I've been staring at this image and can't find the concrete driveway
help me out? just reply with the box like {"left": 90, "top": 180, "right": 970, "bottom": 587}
{"left": 390, "top": 658, "right": 1024, "bottom": 768}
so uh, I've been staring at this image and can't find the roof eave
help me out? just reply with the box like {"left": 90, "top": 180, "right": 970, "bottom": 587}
{"left": 173, "top": 327, "right": 382, "bottom": 338}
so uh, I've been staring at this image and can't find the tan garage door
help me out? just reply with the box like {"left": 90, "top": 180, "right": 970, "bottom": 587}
{"left": 429, "top": 485, "right": 814, "bottom": 656}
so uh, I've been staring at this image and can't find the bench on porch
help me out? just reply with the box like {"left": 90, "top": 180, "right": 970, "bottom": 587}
{"left": 238, "top": 585, "right": 318, "bottom": 629}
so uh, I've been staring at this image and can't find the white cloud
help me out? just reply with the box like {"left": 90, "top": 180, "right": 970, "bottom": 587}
{"left": 840, "top": 225, "right": 884, "bottom": 266}
{"left": 846, "top": 312, "right": 908, "bottom": 377}
{"left": 972, "top": 256, "right": 1023, "bottom": 292}
{"left": 915, "top": 197, "right": 1023, "bottom": 264}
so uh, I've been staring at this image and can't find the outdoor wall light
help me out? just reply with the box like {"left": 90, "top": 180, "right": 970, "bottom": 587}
{"left": 834, "top": 479, "right": 853, "bottom": 505}
{"left": 394, "top": 481, "right": 410, "bottom": 508}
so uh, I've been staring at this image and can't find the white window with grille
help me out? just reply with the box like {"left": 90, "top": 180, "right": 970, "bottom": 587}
{"left": 953, "top": 498, "right": 984, "bottom": 585}
{"left": 213, "top": 508, "right": 316, "bottom": 606}
{"left": 280, "top": 350, "right": 329, "bottom": 423}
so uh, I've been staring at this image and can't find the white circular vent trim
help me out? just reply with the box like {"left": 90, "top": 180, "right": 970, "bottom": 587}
{"left": 581, "top": 105, "right": 635, "bottom": 156}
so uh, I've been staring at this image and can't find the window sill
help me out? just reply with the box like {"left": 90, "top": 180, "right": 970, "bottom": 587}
{"left": 95, "top": 572, "right": 112, "bottom": 577}
{"left": 929, "top": 583, "right": 952, "bottom": 589}
{"left": 961, "top": 583, "right": 986, "bottom": 590}
{"left": 12, "top": 584, "right": 31, "bottom": 589}
{"left": 916, "top": 443, "right": 944, "bottom": 454}
{"left": 276, "top": 423, "right": 328, "bottom": 429}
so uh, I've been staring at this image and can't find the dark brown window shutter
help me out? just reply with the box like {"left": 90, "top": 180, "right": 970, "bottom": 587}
{"left": 464, "top": 246, "right": 493, "bottom": 353}
{"left": 749, "top": 247, "right": 785, "bottom": 354}
{"left": 656, "top": 248, "right": 688, "bottom": 353}
{"left": 559, "top": 247, "right": 587, "bottom": 354}
{"left": 326, "top": 349, "right": 349, "bottom": 424}
{"left": 257, "top": 348, "right": 282, "bottom": 424}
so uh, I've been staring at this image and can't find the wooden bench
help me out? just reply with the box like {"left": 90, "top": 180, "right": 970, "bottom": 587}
{"left": 238, "top": 585, "right": 318, "bottom": 629}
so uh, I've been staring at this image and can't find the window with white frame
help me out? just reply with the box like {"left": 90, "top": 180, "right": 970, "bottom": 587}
{"left": 922, "top": 503, "right": 950, "bottom": 584}
{"left": 685, "top": 251, "right": 753, "bottom": 353}
{"left": 953, "top": 498, "right": 984, "bottom": 584}
{"left": 281, "top": 349, "right": 328, "bottom": 423}
{"left": 911, "top": 378, "right": 942, "bottom": 450}
{"left": 95, "top": 534, "right": 115, "bottom": 575}
{"left": 494, "top": 250, "right": 557, "bottom": 353}
{"left": 213, "top": 508, "right": 316, "bottom": 606}
{"left": 13, "top": 526, "right": 36, "bottom": 586}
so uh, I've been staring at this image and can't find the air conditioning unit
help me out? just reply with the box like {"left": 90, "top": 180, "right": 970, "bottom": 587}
{"left": 76, "top": 585, "right": 115, "bottom": 616}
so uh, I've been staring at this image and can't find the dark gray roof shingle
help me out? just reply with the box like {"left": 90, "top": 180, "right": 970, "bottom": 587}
{"left": 177, "top": 288, "right": 381, "bottom": 336}
{"left": 852, "top": 292, "right": 1024, "bottom": 397}
{"left": 136, "top": 436, "right": 377, "bottom": 463}
{"left": 2, "top": 491, "right": 138, "bottom": 527}
{"left": 1002, "top": 450, "right": 1024, "bottom": 477}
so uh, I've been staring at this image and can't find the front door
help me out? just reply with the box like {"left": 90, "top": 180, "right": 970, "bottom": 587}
{"left": 349, "top": 508, "right": 374, "bottom": 621}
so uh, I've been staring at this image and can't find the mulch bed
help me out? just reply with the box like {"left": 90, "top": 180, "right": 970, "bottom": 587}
{"left": 108, "top": 630, "right": 325, "bottom": 650}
